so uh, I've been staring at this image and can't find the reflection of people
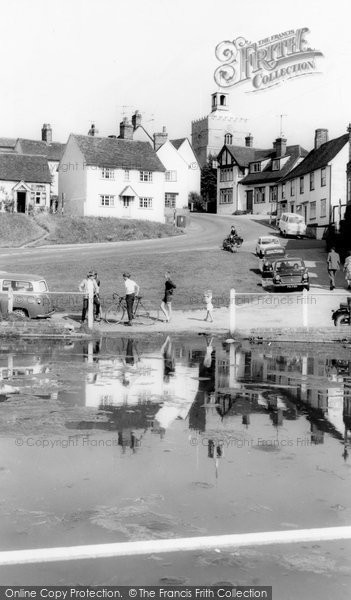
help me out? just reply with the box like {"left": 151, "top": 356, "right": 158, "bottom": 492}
{"left": 204, "top": 291, "right": 214, "bottom": 323}
{"left": 79, "top": 271, "right": 99, "bottom": 323}
{"left": 327, "top": 247, "right": 341, "bottom": 290}
{"left": 122, "top": 339, "right": 139, "bottom": 386}
{"left": 161, "top": 336, "right": 175, "bottom": 382}
{"left": 123, "top": 272, "right": 140, "bottom": 326}
{"left": 343, "top": 251, "right": 351, "bottom": 289}
{"left": 160, "top": 272, "right": 176, "bottom": 323}
{"left": 203, "top": 337, "right": 214, "bottom": 368}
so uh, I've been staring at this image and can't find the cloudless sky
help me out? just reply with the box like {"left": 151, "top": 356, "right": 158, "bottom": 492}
{"left": 1, "top": 0, "right": 351, "bottom": 151}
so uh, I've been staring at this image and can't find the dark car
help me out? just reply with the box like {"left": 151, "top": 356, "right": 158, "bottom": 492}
{"left": 260, "top": 246, "right": 286, "bottom": 277}
{"left": 271, "top": 257, "right": 310, "bottom": 291}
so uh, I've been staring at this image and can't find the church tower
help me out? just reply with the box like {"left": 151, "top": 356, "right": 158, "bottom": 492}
{"left": 191, "top": 92, "right": 248, "bottom": 167}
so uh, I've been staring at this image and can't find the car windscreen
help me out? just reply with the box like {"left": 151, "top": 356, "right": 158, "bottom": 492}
{"left": 275, "top": 260, "right": 304, "bottom": 271}
{"left": 34, "top": 280, "right": 48, "bottom": 292}
{"left": 264, "top": 248, "right": 285, "bottom": 257}
{"left": 288, "top": 216, "right": 304, "bottom": 223}
{"left": 261, "top": 238, "right": 279, "bottom": 245}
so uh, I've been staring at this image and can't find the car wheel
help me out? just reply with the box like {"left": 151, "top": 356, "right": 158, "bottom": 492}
{"left": 13, "top": 308, "right": 29, "bottom": 319}
{"left": 335, "top": 314, "right": 350, "bottom": 327}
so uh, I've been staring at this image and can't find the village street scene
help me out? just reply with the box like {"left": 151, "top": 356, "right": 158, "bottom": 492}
{"left": 0, "top": 1, "right": 351, "bottom": 599}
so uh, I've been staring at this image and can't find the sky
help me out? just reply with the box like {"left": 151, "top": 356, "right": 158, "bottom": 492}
{"left": 1, "top": 0, "right": 351, "bottom": 151}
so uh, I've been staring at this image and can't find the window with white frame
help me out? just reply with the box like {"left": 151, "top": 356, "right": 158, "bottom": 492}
{"left": 254, "top": 187, "right": 265, "bottom": 203}
{"left": 321, "top": 167, "right": 326, "bottom": 187}
{"left": 269, "top": 186, "right": 278, "bottom": 202}
{"left": 320, "top": 198, "right": 327, "bottom": 218}
{"left": 220, "top": 168, "right": 233, "bottom": 182}
{"left": 310, "top": 172, "right": 315, "bottom": 190}
{"left": 30, "top": 184, "right": 46, "bottom": 205}
{"left": 165, "top": 170, "right": 177, "bottom": 182}
{"left": 124, "top": 169, "right": 130, "bottom": 181}
{"left": 101, "top": 167, "right": 115, "bottom": 179}
{"left": 140, "top": 171, "right": 153, "bottom": 182}
{"left": 282, "top": 183, "right": 286, "bottom": 199}
{"left": 139, "top": 197, "right": 153, "bottom": 209}
{"left": 219, "top": 188, "right": 233, "bottom": 204}
{"left": 272, "top": 159, "right": 280, "bottom": 171}
{"left": 165, "top": 193, "right": 177, "bottom": 208}
{"left": 310, "top": 201, "right": 316, "bottom": 219}
{"left": 100, "top": 195, "right": 115, "bottom": 207}
{"left": 299, "top": 176, "right": 304, "bottom": 194}
{"left": 249, "top": 162, "right": 261, "bottom": 173}
{"left": 290, "top": 179, "right": 295, "bottom": 196}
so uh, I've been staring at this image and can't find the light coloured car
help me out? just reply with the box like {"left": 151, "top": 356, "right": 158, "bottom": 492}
{"left": 0, "top": 272, "right": 54, "bottom": 318}
{"left": 255, "top": 236, "right": 283, "bottom": 258}
{"left": 279, "top": 213, "right": 307, "bottom": 237}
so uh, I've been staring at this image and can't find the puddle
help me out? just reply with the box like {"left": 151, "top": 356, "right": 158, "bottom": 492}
{"left": 0, "top": 335, "right": 350, "bottom": 593}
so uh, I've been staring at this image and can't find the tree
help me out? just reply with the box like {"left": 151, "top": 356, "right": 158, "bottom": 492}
{"left": 201, "top": 155, "right": 217, "bottom": 205}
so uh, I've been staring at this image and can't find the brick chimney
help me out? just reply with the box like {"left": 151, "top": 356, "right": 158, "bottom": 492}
{"left": 273, "top": 137, "right": 287, "bottom": 157}
{"left": 153, "top": 126, "right": 168, "bottom": 151}
{"left": 132, "top": 110, "right": 142, "bottom": 130}
{"left": 41, "top": 123, "right": 52, "bottom": 144}
{"left": 314, "top": 128, "right": 328, "bottom": 150}
{"left": 245, "top": 133, "right": 253, "bottom": 148}
{"left": 119, "top": 117, "right": 134, "bottom": 140}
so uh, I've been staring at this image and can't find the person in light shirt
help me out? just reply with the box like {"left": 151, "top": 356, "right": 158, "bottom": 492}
{"left": 122, "top": 272, "right": 140, "bottom": 326}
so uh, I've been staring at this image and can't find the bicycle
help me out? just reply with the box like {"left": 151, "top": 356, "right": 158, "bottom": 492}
{"left": 104, "top": 293, "right": 158, "bottom": 325}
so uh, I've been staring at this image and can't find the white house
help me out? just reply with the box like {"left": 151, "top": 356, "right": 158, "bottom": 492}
{"left": 216, "top": 136, "right": 308, "bottom": 216}
{"left": 58, "top": 133, "right": 166, "bottom": 223}
{"left": 156, "top": 138, "right": 200, "bottom": 214}
{"left": 0, "top": 153, "right": 51, "bottom": 213}
{"left": 15, "top": 124, "right": 65, "bottom": 201}
{"left": 278, "top": 128, "right": 350, "bottom": 237}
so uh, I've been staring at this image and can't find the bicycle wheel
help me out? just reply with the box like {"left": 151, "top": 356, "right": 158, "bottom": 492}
{"left": 105, "top": 304, "right": 125, "bottom": 324}
{"left": 133, "top": 302, "right": 158, "bottom": 326}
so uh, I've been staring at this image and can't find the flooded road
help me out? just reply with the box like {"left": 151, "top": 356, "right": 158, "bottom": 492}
{"left": 0, "top": 335, "right": 350, "bottom": 598}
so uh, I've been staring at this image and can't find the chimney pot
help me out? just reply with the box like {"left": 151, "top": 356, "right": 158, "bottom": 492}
{"left": 274, "top": 137, "right": 287, "bottom": 157}
{"left": 245, "top": 134, "right": 253, "bottom": 148}
{"left": 131, "top": 110, "right": 142, "bottom": 130}
{"left": 119, "top": 118, "right": 134, "bottom": 140}
{"left": 314, "top": 128, "right": 328, "bottom": 150}
{"left": 41, "top": 123, "right": 52, "bottom": 144}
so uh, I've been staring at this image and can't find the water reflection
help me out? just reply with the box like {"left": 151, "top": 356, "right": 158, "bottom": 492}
{"left": 0, "top": 336, "right": 351, "bottom": 461}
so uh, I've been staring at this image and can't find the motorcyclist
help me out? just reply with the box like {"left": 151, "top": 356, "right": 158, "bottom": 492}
{"left": 228, "top": 225, "right": 238, "bottom": 243}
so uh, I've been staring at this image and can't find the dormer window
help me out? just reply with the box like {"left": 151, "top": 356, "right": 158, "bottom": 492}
{"left": 272, "top": 159, "right": 280, "bottom": 171}
{"left": 250, "top": 162, "right": 261, "bottom": 173}
{"left": 224, "top": 133, "right": 233, "bottom": 145}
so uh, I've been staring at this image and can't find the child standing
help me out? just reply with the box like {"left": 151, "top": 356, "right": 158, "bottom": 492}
{"left": 204, "top": 290, "right": 214, "bottom": 322}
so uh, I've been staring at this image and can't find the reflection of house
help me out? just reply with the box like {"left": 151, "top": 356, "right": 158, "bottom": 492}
{"left": 59, "top": 131, "right": 166, "bottom": 222}
{"left": 0, "top": 154, "right": 51, "bottom": 213}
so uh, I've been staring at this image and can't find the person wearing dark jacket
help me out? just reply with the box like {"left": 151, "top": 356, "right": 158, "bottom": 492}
{"left": 160, "top": 272, "right": 176, "bottom": 323}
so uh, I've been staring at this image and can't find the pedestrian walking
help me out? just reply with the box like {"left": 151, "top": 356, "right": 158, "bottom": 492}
{"left": 204, "top": 290, "right": 214, "bottom": 322}
{"left": 343, "top": 251, "right": 351, "bottom": 289}
{"left": 160, "top": 271, "right": 176, "bottom": 322}
{"left": 93, "top": 271, "right": 101, "bottom": 321}
{"left": 79, "top": 271, "right": 98, "bottom": 323}
{"left": 327, "top": 247, "right": 341, "bottom": 290}
{"left": 123, "top": 272, "right": 140, "bottom": 326}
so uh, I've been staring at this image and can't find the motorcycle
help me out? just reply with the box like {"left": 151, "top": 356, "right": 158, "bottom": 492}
{"left": 332, "top": 297, "right": 351, "bottom": 326}
{"left": 222, "top": 235, "right": 243, "bottom": 253}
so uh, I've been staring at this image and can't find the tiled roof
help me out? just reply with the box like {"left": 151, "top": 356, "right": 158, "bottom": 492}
{"left": 71, "top": 134, "right": 166, "bottom": 172}
{"left": 239, "top": 145, "right": 309, "bottom": 185}
{"left": 281, "top": 134, "right": 349, "bottom": 181}
{"left": 223, "top": 145, "right": 272, "bottom": 168}
{"left": 0, "top": 153, "right": 51, "bottom": 183}
{"left": 171, "top": 138, "right": 187, "bottom": 150}
{"left": 16, "top": 139, "right": 65, "bottom": 161}
{"left": 0, "top": 138, "right": 17, "bottom": 149}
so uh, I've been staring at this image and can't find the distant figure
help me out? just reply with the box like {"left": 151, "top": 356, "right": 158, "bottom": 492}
{"left": 93, "top": 271, "right": 101, "bottom": 321}
{"left": 123, "top": 272, "right": 140, "bottom": 326}
{"left": 79, "top": 271, "right": 98, "bottom": 323}
{"left": 327, "top": 247, "right": 341, "bottom": 290}
{"left": 160, "top": 272, "right": 176, "bottom": 323}
{"left": 204, "top": 290, "right": 214, "bottom": 322}
{"left": 343, "top": 251, "right": 351, "bottom": 289}
{"left": 229, "top": 224, "right": 237, "bottom": 240}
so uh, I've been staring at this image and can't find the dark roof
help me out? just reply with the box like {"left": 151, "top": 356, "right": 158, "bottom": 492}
{"left": 281, "top": 134, "right": 349, "bottom": 181}
{"left": 0, "top": 153, "right": 51, "bottom": 183}
{"left": 239, "top": 145, "right": 309, "bottom": 185}
{"left": 71, "top": 134, "right": 166, "bottom": 172}
{"left": 16, "top": 139, "right": 65, "bottom": 161}
{"left": 0, "top": 137, "right": 17, "bottom": 149}
{"left": 171, "top": 138, "right": 187, "bottom": 150}
{"left": 221, "top": 145, "right": 272, "bottom": 168}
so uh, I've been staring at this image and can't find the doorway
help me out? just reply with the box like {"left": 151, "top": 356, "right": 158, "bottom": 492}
{"left": 246, "top": 190, "right": 253, "bottom": 213}
{"left": 16, "top": 191, "right": 26, "bottom": 213}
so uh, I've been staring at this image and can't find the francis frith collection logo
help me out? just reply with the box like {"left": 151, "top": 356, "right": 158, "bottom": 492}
{"left": 214, "top": 28, "right": 323, "bottom": 92}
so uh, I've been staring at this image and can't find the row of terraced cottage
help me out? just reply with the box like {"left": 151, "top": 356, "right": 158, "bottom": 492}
{"left": 0, "top": 114, "right": 201, "bottom": 224}
{"left": 216, "top": 126, "right": 351, "bottom": 238}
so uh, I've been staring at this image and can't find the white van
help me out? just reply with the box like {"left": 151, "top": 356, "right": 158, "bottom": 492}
{"left": 278, "top": 213, "right": 307, "bottom": 237}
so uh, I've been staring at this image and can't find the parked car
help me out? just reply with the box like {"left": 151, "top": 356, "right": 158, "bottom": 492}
{"left": 271, "top": 258, "right": 310, "bottom": 291}
{"left": 331, "top": 297, "right": 351, "bottom": 326}
{"left": 0, "top": 272, "right": 54, "bottom": 318}
{"left": 255, "top": 236, "right": 283, "bottom": 258}
{"left": 278, "top": 213, "right": 307, "bottom": 238}
{"left": 260, "top": 246, "right": 286, "bottom": 277}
